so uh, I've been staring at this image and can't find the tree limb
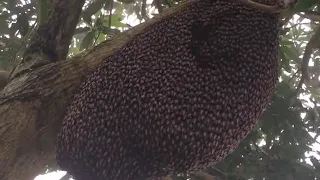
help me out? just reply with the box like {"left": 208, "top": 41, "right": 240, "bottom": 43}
{"left": 142, "top": 0, "right": 149, "bottom": 21}
{"left": 9, "top": 0, "right": 86, "bottom": 80}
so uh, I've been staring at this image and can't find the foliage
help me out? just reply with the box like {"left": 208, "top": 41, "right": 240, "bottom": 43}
{"left": 1, "top": 0, "right": 320, "bottom": 180}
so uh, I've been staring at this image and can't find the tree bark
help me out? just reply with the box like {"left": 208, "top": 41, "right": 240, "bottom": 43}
{"left": 0, "top": 3, "right": 188, "bottom": 180}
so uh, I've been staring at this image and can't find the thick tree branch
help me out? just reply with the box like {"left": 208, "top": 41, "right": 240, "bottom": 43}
{"left": 10, "top": 0, "right": 86, "bottom": 80}
{"left": 46, "top": 0, "right": 86, "bottom": 61}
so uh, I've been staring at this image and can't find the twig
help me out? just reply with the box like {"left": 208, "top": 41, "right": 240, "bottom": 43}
{"left": 236, "top": 0, "right": 296, "bottom": 13}
{"left": 108, "top": 0, "right": 114, "bottom": 28}
{"left": 295, "top": 26, "right": 320, "bottom": 94}
{"left": 293, "top": 1, "right": 320, "bottom": 95}
{"left": 252, "top": 141, "right": 264, "bottom": 158}
{"left": 288, "top": 69, "right": 300, "bottom": 84}
{"left": 154, "top": 0, "right": 163, "bottom": 13}
{"left": 141, "top": 0, "right": 149, "bottom": 21}
{"left": 93, "top": 31, "right": 101, "bottom": 46}
{"left": 298, "top": 12, "right": 320, "bottom": 22}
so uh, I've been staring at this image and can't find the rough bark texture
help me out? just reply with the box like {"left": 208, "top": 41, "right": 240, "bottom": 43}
{"left": 0, "top": 3, "right": 188, "bottom": 180}
{"left": 9, "top": 0, "right": 86, "bottom": 80}
{"left": 0, "top": 70, "right": 9, "bottom": 90}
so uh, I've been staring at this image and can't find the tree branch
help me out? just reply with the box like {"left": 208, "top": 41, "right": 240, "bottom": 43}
{"left": 9, "top": 0, "right": 86, "bottom": 80}
{"left": 295, "top": 26, "right": 320, "bottom": 94}
{"left": 44, "top": 0, "right": 87, "bottom": 61}
{"left": 236, "top": 0, "right": 297, "bottom": 12}
{"left": 142, "top": 0, "right": 150, "bottom": 21}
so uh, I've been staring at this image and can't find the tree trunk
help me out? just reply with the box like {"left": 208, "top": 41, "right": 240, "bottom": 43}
{"left": 0, "top": 4, "right": 188, "bottom": 180}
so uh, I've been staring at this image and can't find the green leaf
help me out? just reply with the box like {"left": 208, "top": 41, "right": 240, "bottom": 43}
{"left": 100, "top": 26, "right": 121, "bottom": 35}
{"left": 293, "top": 0, "right": 317, "bottom": 11}
{"left": 96, "top": 33, "right": 106, "bottom": 43}
{"left": 82, "top": 15, "right": 92, "bottom": 26}
{"left": 0, "top": 14, "right": 9, "bottom": 34}
{"left": 94, "top": 17, "right": 103, "bottom": 28}
{"left": 16, "top": 13, "right": 29, "bottom": 37}
{"left": 74, "top": 27, "right": 91, "bottom": 35}
{"left": 105, "top": 15, "right": 127, "bottom": 28}
{"left": 282, "top": 45, "right": 300, "bottom": 63}
{"left": 80, "top": 31, "right": 94, "bottom": 51}
{"left": 5, "top": 37, "right": 24, "bottom": 51}
{"left": 9, "top": 22, "right": 18, "bottom": 37}
{"left": 281, "top": 40, "right": 294, "bottom": 46}
{"left": 82, "top": 0, "right": 107, "bottom": 24}
{"left": 7, "top": 0, "right": 18, "bottom": 9}
{"left": 37, "top": 0, "right": 48, "bottom": 24}
{"left": 114, "top": 2, "right": 124, "bottom": 17}
{"left": 280, "top": 46, "right": 291, "bottom": 72}
{"left": 0, "top": 51, "right": 11, "bottom": 69}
